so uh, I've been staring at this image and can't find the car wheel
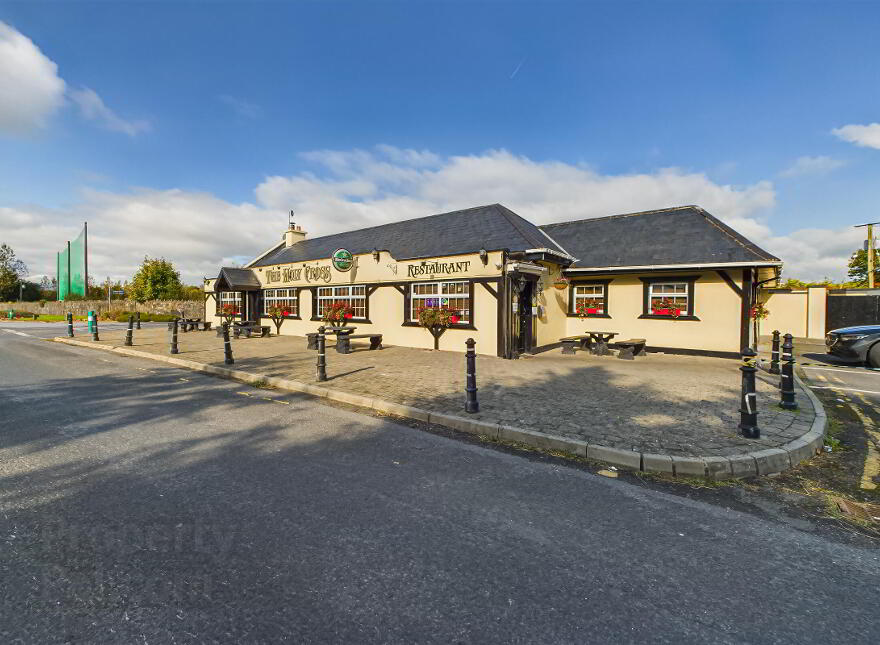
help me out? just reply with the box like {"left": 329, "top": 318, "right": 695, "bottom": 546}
{"left": 868, "top": 343, "right": 880, "bottom": 368}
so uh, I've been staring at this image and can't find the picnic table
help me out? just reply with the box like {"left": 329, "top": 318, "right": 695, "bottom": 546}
{"left": 559, "top": 331, "right": 618, "bottom": 355}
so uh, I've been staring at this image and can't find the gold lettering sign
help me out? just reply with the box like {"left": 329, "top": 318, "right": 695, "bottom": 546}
{"left": 265, "top": 268, "right": 303, "bottom": 284}
{"left": 407, "top": 260, "right": 471, "bottom": 279}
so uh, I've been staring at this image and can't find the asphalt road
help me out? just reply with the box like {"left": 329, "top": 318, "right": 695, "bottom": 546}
{"left": 1, "top": 324, "right": 879, "bottom": 643}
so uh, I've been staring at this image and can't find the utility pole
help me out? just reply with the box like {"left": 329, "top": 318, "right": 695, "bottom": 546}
{"left": 855, "top": 222, "right": 880, "bottom": 288}
{"left": 107, "top": 277, "right": 111, "bottom": 309}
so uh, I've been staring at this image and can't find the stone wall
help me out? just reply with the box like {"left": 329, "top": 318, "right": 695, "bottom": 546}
{"left": 1, "top": 299, "right": 205, "bottom": 318}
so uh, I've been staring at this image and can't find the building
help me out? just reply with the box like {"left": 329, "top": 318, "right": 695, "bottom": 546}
{"left": 204, "top": 204, "right": 781, "bottom": 358}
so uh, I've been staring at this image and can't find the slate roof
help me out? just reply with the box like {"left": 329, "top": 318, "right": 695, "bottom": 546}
{"left": 539, "top": 206, "right": 781, "bottom": 269}
{"left": 251, "top": 204, "right": 566, "bottom": 267}
{"left": 215, "top": 267, "right": 261, "bottom": 290}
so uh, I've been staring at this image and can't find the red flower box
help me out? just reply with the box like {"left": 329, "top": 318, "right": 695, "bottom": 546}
{"left": 449, "top": 315, "right": 460, "bottom": 324}
{"left": 653, "top": 308, "right": 669, "bottom": 315}
{"left": 586, "top": 308, "right": 598, "bottom": 314}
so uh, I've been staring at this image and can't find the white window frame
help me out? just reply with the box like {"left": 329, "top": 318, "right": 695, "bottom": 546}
{"left": 409, "top": 281, "right": 471, "bottom": 324}
{"left": 217, "top": 291, "right": 242, "bottom": 316}
{"left": 316, "top": 285, "right": 367, "bottom": 320}
{"left": 572, "top": 284, "right": 605, "bottom": 315}
{"left": 649, "top": 281, "right": 689, "bottom": 314}
{"left": 262, "top": 288, "right": 298, "bottom": 318}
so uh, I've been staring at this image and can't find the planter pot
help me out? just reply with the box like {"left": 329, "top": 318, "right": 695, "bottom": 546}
{"left": 553, "top": 281, "right": 568, "bottom": 290}
{"left": 653, "top": 308, "right": 669, "bottom": 315}
{"left": 586, "top": 308, "right": 598, "bottom": 314}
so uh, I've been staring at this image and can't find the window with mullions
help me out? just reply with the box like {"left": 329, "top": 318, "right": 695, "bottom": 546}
{"left": 217, "top": 291, "right": 242, "bottom": 316}
{"left": 410, "top": 281, "right": 470, "bottom": 324}
{"left": 316, "top": 285, "right": 366, "bottom": 319}
{"left": 572, "top": 284, "right": 605, "bottom": 316}
{"left": 262, "top": 288, "right": 298, "bottom": 317}
{"left": 649, "top": 282, "right": 688, "bottom": 315}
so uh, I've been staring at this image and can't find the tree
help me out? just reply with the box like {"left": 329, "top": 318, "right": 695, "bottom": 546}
{"left": 0, "top": 244, "right": 28, "bottom": 301}
{"left": 128, "top": 257, "right": 184, "bottom": 302}
{"left": 847, "top": 249, "right": 880, "bottom": 287}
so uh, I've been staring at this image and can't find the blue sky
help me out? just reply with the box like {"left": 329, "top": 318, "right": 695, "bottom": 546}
{"left": 1, "top": 0, "right": 879, "bottom": 282}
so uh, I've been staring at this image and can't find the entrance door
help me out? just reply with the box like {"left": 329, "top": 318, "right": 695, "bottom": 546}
{"left": 514, "top": 279, "right": 536, "bottom": 355}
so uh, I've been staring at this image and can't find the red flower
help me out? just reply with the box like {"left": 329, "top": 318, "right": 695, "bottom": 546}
{"left": 344, "top": 312, "right": 353, "bottom": 319}
{"left": 449, "top": 315, "right": 459, "bottom": 324}
{"left": 282, "top": 310, "right": 290, "bottom": 316}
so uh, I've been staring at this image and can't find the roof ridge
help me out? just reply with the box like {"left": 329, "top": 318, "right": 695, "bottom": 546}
{"left": 539, "top": 205, "right": 697, "bottom": 229}
{"left": 696, "top": 208, "right": 780, "bottom": 262}
{"left": 289, "top": 203, "right": 504, "bottom": 244}
{"left": 495, "top": 204, "right": 554, "bottom": 250}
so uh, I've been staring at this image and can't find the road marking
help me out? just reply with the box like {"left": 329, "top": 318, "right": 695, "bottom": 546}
{"left": 262, "top": 397, "right": 290, "bottom": 405}
{"left": 832, "top": 375, "right": 845, "bottom": 384}
{"left": 816, "top": 373, "right": 828, "bottom": 383}
{"left": 801, "top": 365, "right": 880, "bottom": 375}
{"left": 178, "top": 377, "right": 191, "bottom": 382}
{"left": 809, "top": 385, "right": 880, "bottom": 395}
{"left": 1, "top": 329, "right": 35, "bottom": 338}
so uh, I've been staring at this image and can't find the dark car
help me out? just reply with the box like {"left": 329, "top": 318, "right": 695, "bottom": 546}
{"left": 826, "top": 325, "right": 880, "bottom": 366}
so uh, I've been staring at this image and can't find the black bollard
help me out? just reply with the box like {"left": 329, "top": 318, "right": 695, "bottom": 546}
{"left": 66, "top": 312, "right": 74, "bottom": 337}
{"left": 769, "top": 330, "right": 781, "bottom": 375}
{"left": 135, "top": 312, "right": 141, "bottom": 330}
{"left": 465, "top": 338, "right": 479, "bottom": 413}
{"left": 92, "top": 316, "right": 99, "bottom": 341}
{"left": 125, "top": 315, "right": 134, "bottom": 346}
{"left": 222, "top": 322, "right": 234, "bottom": 364}
{"left": 780, "top": 333, "right": 798, "bottom": 410}
{"left": 739, "top": 347, "right": 760, "bottom": 438}
{"left": 316, "top": 326, "right": 327, "bottom": 382}
{"left": 170, "top": 319, "right": 179, "bottom": 354}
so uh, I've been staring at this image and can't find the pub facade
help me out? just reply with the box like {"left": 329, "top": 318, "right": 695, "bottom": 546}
{"left": 205, "top": 203, "right": 782, "bottom": 358}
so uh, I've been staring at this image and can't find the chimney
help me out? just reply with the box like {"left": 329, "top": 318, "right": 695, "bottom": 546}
{"left": 284, "top": 222, "right": 307, "bottom": 247}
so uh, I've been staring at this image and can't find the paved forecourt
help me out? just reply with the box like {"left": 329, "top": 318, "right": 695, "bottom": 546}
{"left": 52, "top": 324, "right": 821, "bottom": 477}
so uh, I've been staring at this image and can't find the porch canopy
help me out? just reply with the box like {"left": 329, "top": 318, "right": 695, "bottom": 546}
{"left": 213, "top": 267, "right": 261, "bottom": 292}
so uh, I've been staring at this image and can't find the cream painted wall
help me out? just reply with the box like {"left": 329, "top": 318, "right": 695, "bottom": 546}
{"left": 205, "top": 250, "right": 503, "bottom": 355}
{"left": 535, "top": 263, "right": 569, "bottom": 348}
{"left": 806, "top": 287, "right": 827, "bottom": 339}
{"left": 556, "top": 271, "right": 744, "bottom": 353}
{"left": 762, "top": 291, "right": 808, "bottom": 337}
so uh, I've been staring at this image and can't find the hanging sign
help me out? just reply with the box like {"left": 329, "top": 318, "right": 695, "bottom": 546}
{"left": 332, "top": 248, "right": 354, "bottom": 272}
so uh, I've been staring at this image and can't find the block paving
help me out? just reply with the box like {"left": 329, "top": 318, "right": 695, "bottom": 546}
{"left": 75, "top": 326, "right": 814, "bottom": 458}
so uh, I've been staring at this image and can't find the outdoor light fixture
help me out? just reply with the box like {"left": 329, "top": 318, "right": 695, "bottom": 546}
{"left": 479, "top": 247, "right": 488, "bottom": 265}
{"left": 372, "top": 248, "right": 380, "bottom": 262}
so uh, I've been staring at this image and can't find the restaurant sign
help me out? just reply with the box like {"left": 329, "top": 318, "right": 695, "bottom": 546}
{"left": 264, "top": 264, "right": 332, "bottom": 284}
{"left": 407, "top": 260, "right": 471, "bottom": 279}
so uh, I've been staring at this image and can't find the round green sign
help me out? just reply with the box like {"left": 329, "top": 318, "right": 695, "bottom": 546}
{"left": 331, "top": 248, "right": 354, "bottom": 272}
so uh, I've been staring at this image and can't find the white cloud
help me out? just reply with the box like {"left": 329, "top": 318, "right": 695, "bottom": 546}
{"left": 780, "top": 155, "right": 844, "bottom": 178}
{"left": 0, "top": 21, "right": 66, "bottom": 134}
{"left": 1, "top": 145, "right": 863, "bottom": 284}
{"left": 832, "top": 122, "right": 880, "bottom": 150}
{"left": 1, "top": 190, "right": 281, "bottom": 284}
{"left": 219, "top": 94, "right": 262, "bottom": 119}
{"left": 69, "top": 87, "right": 150, "bottom": 137}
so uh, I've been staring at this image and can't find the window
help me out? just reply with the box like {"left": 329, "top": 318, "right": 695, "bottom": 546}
{"left": 217, "top": 291, "right": 242, "bottom": 316}
{"left": 410, "top": 281, "right": 471, "bottom": 324}
{"left": 262, "top": 288, "right": 298, "bottom": 318}
{"left": 639, "top": 275, "right": 699, "bottom": 320}
{"left": 649, "top": 282, "right": 688, "bottom": 314}
{"left": 567, "top": 279, "right": 611, "bottom": 318}
{"left": 316, "top": 285, "right": 367, "bottom": 319}
{"left": 573, "top": 285, "right": 605, "bottom": 315}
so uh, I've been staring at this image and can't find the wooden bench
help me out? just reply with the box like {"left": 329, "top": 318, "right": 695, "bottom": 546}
{"left": 233, "top": 323, "right": 270, "bottom": 339}
{"left": 336, "top": 333, "right": 383, "bottom": 354}
{"left": 611, "top": 338, "right": 647, "bottom": 360}
{"left": 559, "top": 335, "right": 591, "bottom": 355}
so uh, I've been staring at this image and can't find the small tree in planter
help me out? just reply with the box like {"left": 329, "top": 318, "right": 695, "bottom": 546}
{"left": 322, "top": 301, "right": 354, "bottom": 327}
{"left": 219, "top": 303, "right": 238, "bottom": 327}
{"left": 265, "top": 304, "right": 292, "bottom": 336}
{"left": 417, "top": 306, "right": 460, "bottom": 350}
